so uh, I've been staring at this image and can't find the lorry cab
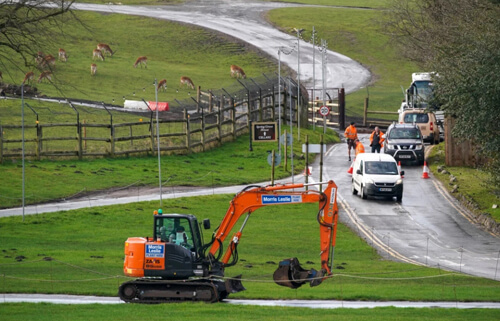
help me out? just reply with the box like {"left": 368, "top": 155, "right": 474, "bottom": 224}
{"left": 351, "top": 153, "right": 404, "bottom": 202}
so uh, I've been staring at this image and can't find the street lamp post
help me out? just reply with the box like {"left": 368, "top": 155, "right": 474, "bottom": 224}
{"left": 296, "top": 28, "right": 305, "bottom": 140}
{"left": 278, "top": 46, "right": 294, "bottom": 156}
{"left": 154, "top": 79, "right": 163, "bottom": 207}
{"left": 311, "top": 26, "right": 317, "bottom": 130}
{"left": 318, "top": 39, "right": 328, "bottom": 134}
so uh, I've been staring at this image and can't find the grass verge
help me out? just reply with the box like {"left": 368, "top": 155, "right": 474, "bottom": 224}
{"left": 1, "top": 196, "right": 499, "bottom": 301}
{"left": 0, "top": 303, "right": 499, "bottom": 321}
{"left": 427, "top": 144, "right": 500, "bottom": 224}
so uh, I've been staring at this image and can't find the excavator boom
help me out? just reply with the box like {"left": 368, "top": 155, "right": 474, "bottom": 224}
{"left": 207, "top": 180, "right": 339, "bottom": 288}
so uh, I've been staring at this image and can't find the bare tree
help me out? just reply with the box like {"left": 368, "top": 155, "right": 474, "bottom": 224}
{"left": 0, "top": 0, "right": 76, "bottom": 74}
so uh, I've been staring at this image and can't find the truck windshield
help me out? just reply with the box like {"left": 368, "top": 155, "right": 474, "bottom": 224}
{"left": 411, "top": 80, "right": 434, "bottom": 108}
{"left": 365, "top": 161, "right": 399, "bottom": 175}
{"left": 389, "top": 128, "right": 421, "bottom": 140}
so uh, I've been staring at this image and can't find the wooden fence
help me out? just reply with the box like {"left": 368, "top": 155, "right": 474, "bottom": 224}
{"left": 0, "top": 85, "right": 309, "bottom": 162}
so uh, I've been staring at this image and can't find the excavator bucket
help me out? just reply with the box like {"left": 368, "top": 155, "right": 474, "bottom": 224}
{"left": 273, "top": 258, "right": 326, "bottom": 289}
{"left": 225, "top": 274, "right": 246, "bottom": 293}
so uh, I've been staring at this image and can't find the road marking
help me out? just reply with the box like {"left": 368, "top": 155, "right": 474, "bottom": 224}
{"left": 319, "top": 169, "right": 423, "bottom": 266}
{"left": 432, "top": 179, "right": 499, "bottom": 237}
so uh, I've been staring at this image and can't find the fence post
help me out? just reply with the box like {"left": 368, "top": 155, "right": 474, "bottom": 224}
{"left": 218, "top": 98, "right": 223, "bottom": 143}
{"left": 339, "top": 88, "right": 346, "bottom": 130}
{"left": 110, "top": 122, "right": 115, "bottom": 157}
{"left": 201, "top": 107, "right": 206, "bottom": 151}
{"left": 77, "top": 121, "right": 83, "bottom": 161}
{"left": 184, "top": 109, "right": 191, "bottom": 154}
{"left": 209, "top": 90, "right": 213, "bottom": 112}
{"left": 0, "top": 125, "right": 3, "bottom": 163}
{"left": 231, "top": 101, "right": 236, "bottom": 140}
{"left": 36, "top": 123, "right": 42, "bottom": 161}
{"left": 196, "top": 86, "right": 201, "bottom": 113}
{"left": 363, "top": 97, "right": 369, "bottom": 127}
{"left": 150, "top": 117, "right": 155, "bottom": 153}
{"left": 129, "top": 125, "right": 133, "bottom": 147}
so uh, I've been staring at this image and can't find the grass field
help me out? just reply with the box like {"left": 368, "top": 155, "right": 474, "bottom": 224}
{"left": 1, "top": 1, "right": 499, "bottom": 319}
{"left": 1, "top": 303, "right": 498, "bottom": 321}
{"left": 0, "top": 11, "right": 277, "bottom": 105}
{"left": 1, "top": 195, "right": 499, "bottom": 301}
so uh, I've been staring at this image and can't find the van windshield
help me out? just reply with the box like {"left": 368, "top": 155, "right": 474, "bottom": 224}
{"left": 404, "top": 113, "right": 429, "bottom": 123}
{"left": 365, "top": 161, "right": 399, "bottom": 175}
{"left": 388, "top": 128, "right": 421, "bottom": 139}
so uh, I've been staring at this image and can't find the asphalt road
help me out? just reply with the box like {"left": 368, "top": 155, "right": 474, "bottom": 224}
{"left": 317, "top": 134, "right": 500, "bottom": 280}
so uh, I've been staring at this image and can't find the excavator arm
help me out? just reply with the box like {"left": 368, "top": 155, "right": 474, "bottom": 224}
{"left": 205, "top": 180, "right": 339, "bottom": 289}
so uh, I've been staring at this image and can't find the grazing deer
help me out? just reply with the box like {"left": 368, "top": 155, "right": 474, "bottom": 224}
{"left": 134, "top": 56, "right": 147, "bottom": 68}
{"left": 230, "top": 64, "right": 246, "bottom": 79}
{"left": 92, "top": 49, "right": 105, "bottom": 61}
{"left": 38, "top": 54, "right": 56, "bottom": 69}
{"left": 37, "top": 71, "right": 52, "bottom": 83}
{"left": 22, "top": 71, "right": 35, "bottom": 84}
{"left": 91, "top": 63, "right": 97, "bottom": 76}
{"left": 58, "top": 48, "right": 68, "bottom": 62}
{"left": 97, "top": 43, "right": 114, "bottom": 56}
{"left": 35, "top": 51, "right": 45, "bottom": 65}
{"left": 157, "top": 79, "right": 167, "bottom": 91}
{"left": 180, "top": 76, "right": 195, "bottom": 89}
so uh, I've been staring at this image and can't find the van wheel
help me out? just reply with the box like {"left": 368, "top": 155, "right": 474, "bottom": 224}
{"left": 351, "top": 183, "right": 358, "bottom": 195}
{"left": 361, "top": 185, "right": 367, "bottom": 200}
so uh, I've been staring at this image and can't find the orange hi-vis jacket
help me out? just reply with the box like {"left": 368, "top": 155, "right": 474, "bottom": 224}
{"left": 344, "top": 125, "right": 358, "bottom": 140}
{"left": 355, "top": 142, "right": 365, "bottom": 157}
{"left": 369, "top": 130, "right": 385, "bottom": 148}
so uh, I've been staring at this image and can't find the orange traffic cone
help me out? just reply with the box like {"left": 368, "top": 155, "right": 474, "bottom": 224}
{"left": 422, "top": 161, "right": 430, "bottom": 179}
{"left": 347, "top": 160, "right": 354, "bottom": 174}
{"left": 302, "top": 166, "right": 312, "bottom": 176}
{"left": 398, "top": 161, "right": 404, "bottom": 178}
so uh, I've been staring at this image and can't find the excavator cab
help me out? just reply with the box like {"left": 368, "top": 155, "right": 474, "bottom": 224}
{"left": 123, "top": 213, "right": 206, "bottom": 279}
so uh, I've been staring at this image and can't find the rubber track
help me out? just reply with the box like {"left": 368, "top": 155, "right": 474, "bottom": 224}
{"left": 119, "top": 279, "right": 221, "bottom": 303}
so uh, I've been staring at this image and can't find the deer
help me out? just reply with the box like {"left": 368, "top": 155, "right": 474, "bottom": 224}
{"left": 22, "top": 71, "right": 35, "bottom": 84}
{"left": 97, "top": 43, "right": 114, "bottom": 56}
{"left": 39, "top": 54, "right": 56, "bottom": 69}
{"left": 91, "top": 63, "right": 97, "bottom": 76}
{"left": 92, "top": 49, "right": 105, "bottom": 61}
{"left": 58, "top": 48, "right": 68, "bottom": 62}
{"left": 180, "top": 76, "right": 195, "bottom": 89}
{"left": 230, "top": 64, "right": 246, "bottom": 79}
{"left": 35, "top": 51, "right": 45, "bottom": 65}
{"left": 37, "top": 71, "right": 52, "bottom": 83}
{"left": 134, "top": 56, "right": 147, "bottom": 68}
{"left": 157, "top": 79, "right": 167, "bottom": 91}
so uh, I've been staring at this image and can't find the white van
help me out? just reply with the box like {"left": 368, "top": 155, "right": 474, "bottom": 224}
{"left": 351, "top": 153, "right": 404, "bottom": 201}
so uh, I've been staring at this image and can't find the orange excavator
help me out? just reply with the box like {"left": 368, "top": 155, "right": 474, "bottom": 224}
{"left": 119, "top": 180, "right": 339, "bottom": 303}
